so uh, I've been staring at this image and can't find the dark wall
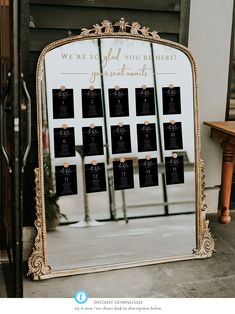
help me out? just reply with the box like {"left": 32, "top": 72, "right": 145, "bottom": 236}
{"left": 22, "top": 0, "right": 191, "bottom": 225}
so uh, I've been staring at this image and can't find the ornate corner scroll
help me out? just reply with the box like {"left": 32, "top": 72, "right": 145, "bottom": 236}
{"left": 27, "top": 168, "right": 52, "bottom": 280}
{"left": 193, "top": 220, "right": 215, "bottom": 256}
{"left": 193, "top": 159, "right": 215, "bottom": 257}
{"left": 80, "top": 18, "right": 160, "bottom": 39}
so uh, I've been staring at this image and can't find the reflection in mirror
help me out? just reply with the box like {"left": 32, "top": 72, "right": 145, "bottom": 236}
{"left": 28, "top": 19, "right": 214, "bottom": 280}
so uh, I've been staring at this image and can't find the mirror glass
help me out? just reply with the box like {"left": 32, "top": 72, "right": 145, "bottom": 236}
{"left": 40, "top": 35, "right": 197, "bottom": 272}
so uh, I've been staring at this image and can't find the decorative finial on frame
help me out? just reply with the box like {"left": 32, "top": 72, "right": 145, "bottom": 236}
{"left": 80, "top": 18, "right": 160, "bottom": 39}
{"left": 115, "top": 17, "right": 128, "bottom": 32}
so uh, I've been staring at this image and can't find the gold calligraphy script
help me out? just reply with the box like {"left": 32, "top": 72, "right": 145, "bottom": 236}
{"left": 60, "top": 48, "right": 177, "bottom": 83}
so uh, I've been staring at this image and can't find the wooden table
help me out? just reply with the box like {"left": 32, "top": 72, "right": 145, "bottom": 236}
{"left": 204, "top": 121, "right": 235, "bottom": 224}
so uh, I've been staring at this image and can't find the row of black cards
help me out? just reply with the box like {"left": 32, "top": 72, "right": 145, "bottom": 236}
{"left": 52, "top": 86, "right": 181, "bottom": 119}
{"left": 55, "top": 156, "right": 184, "bottom": 196}
{"left": 53, "top": 122, "right": 183, "bottom": 158}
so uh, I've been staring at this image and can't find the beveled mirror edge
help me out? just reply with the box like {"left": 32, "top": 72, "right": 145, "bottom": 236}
{"left": 27, "top": 18, "right": 215, "bottom": 280}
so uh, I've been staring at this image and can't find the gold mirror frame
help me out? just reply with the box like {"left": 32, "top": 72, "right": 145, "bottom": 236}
{"left": 28, "top": 18, "right": 215, "bottom": 280}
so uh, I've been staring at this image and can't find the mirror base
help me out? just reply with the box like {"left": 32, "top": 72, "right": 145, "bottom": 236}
{"left": 28, "top": 253, "right": 211, "bottom": 281}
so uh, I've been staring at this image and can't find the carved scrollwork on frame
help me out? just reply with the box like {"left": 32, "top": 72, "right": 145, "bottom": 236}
{"left": 193, "top": 220, "right": 215, "bottom": 257}
{"left": 27, "top": 168, "right": 52, "bottom": 280}
{"left": 193, "top": 160, "right": 215, "bottom": 257}
{"left": 200, "top": 159, "right": 207, "bottom": 212}
{"left": 80, "top": 18, "right": 160, "bottom": 39}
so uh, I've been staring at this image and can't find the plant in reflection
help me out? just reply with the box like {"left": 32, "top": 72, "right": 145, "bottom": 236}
{"left": 43, "top": 152, "right": 67, "bottom": 230}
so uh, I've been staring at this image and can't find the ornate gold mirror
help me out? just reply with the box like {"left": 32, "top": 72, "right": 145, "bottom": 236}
{"left": 28, "top": 19, "right": 214, "bottom": 280}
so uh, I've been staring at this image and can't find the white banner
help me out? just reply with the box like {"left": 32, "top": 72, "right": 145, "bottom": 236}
{"left": 0, "top": 298, "right": 234, "bottom": 314}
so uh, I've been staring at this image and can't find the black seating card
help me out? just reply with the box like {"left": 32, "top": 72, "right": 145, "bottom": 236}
{"left": 82, "top": 126, "right": 104, "bottom": 156}
{"left": 113, "top": 159, "right": 134, "bottom": 190}
{"left": 163, "top": 122, "right": 183, "bottom": 150}
{"left": 111, "top": 124, "right": 131, "bottom": 154}
{"left": 137, "top": 123, "right": 157, "bottom": 152}
{"left": 162, "top": 86, "right": 181, "bottom": 115}
{"left": 82, "top": 88, "right": 103, "bottom": 118}
{"left": 138, "top": 158, "right": 158, "bottom": 188}
{"left": 52, "top": 88, "right": 74, "bottom": 119}
{"left": 108, "top": 88, "right": 129, "bottom": 117}
{"left": 165, "top": 155, "right": 184, "bottom": 185}
{"left": 136, "top": 87, "right": 155, "bottom": 116}
{"left": 85, "top": 162, "right": 107, "bottom": 193}
{"left": 54, "top": 127, "right": 75, "bottom": 158}
{"left": 55, "top": 165, "right": 77, "bottom": 196}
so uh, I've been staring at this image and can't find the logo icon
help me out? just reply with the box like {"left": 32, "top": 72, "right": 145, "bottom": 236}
{"left": 74, "top": 290, "right": 89, "bottom": 304}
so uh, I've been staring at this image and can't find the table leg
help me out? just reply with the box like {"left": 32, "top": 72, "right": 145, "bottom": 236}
{"left": 219, "top": 142, "right": 235, "bottom": 224}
